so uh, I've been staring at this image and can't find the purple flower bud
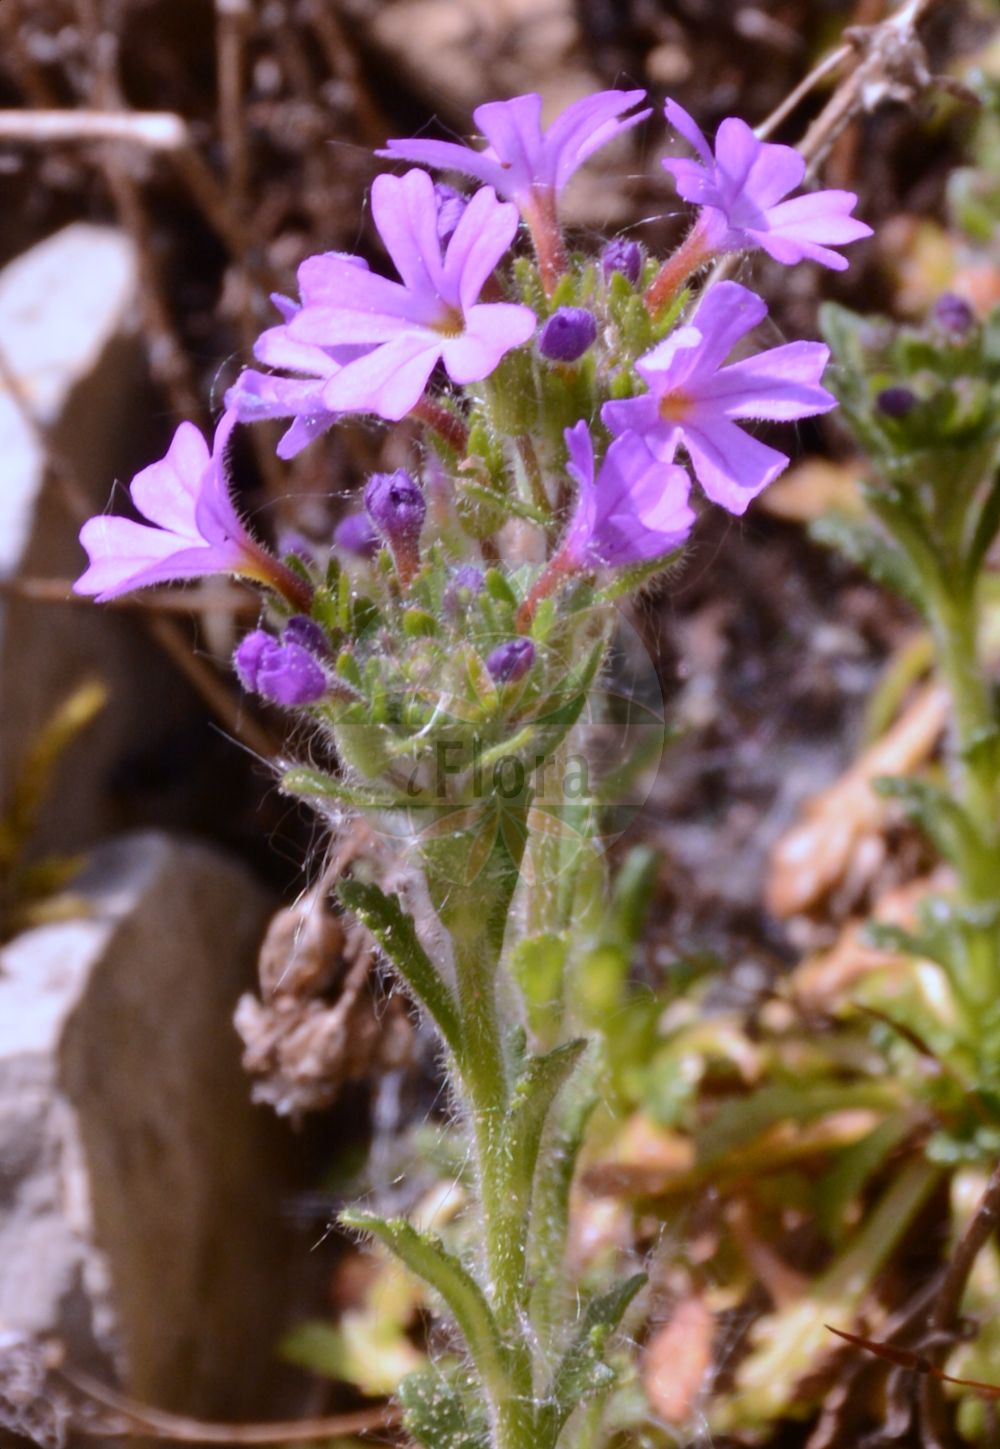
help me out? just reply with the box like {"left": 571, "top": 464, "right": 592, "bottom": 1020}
{"left": 876, "top": 386, "right": 917, "bottom": 419}
{"left": 444, "top": 565, "right": 485, "bottom": 618}
{"left": 234, "top": 630, "right": 327, "bottom": 706}
{"left": 538, "top": 307, "right": 598, "bottom": 363}
{"left": 333, "top": 511, "right": 378, "bottom": 559}
{"left": 933, "top": 292, "right": 976, "bottom": 336}
{"left": 278, "top": 529, "right": 320, "bottom": 566}
{"left": 283, "top": 614, "right": 330, "bottom": 657}
{"left": 434, "top": 183, "right": 468, "bottom": 245}
{"left": 486, "top": 637, "right": 535, "bottom": 683}
{"left": 364, "top": 469, "right": 426, "bottom": 584}
{"left": 601, "top": 237, "right": 642, "bottom": 286}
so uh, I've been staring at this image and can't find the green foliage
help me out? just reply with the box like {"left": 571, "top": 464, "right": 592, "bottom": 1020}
{"left": 340, "top": 1211, "right": 509, "bottom": 1404}
{"left": 399, "top": 1365, "right": 491, "bottom": 1449}
{"left": 337, "top": 879, "right": 464, "bottom": 1061}
{"left": 536, "top": 1274, "right": 647, "bottom": 1447}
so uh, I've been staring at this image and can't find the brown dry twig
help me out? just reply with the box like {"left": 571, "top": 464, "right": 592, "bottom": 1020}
{"left": 60, "top": 1362, "right": 401, "bottom": 1444}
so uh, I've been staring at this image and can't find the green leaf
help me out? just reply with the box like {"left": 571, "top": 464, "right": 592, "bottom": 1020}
{"left": 505, "top": 1039, "right": 587, "bottom": 1216}
{"left": 398, "top": 1365, "right": 490, "bottom": 1449}
{"left": 510, "top": 933, "right": 568, "bottom": 1042}
{"left": 810, "top": 509, "right": 923, "bottom": 608}
{"left": 280, "top": 767, "right": 390, "bottom": 810}
{"left": 695, "top": 1081, "right": 902, "bottom": 1168}
{"left": 340, "top": 1212, "right": 508, "bottom": 1402}
{"left": 337, "top": 879, "right": 464, "bottom": 1061}
{"left": 872, "top": 774, "right": 982, "bottom": 872}
{"left": 537, "top": 1273, "right": 647, "bottom": 1446}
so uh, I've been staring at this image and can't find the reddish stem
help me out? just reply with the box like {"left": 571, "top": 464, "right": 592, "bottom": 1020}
{"left": 412, "top": 396, "right": 469, "bottom": 454}
{"left": 515, "top": 547, "right": 574, "bottom": 633}
{"left": 644, "top": 218, "right": 715, "bottom": 318}
{"left": 523, "top": 186, "right": 568, "bottom": 296}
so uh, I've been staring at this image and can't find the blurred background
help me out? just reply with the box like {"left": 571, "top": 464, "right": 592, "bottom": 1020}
{"left": 1, "top": 1, "right": 998, "bottom": 1445}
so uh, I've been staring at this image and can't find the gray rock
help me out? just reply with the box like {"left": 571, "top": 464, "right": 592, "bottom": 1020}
{"left": 0, "top": 831, "right": 292, "bottom": 1419}
{"left": 0, "top": 223, "right": 205, "bottom": 859}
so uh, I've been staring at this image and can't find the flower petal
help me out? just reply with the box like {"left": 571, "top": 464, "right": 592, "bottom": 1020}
{"left": 682, "top": 416, "right": 788, "bottom": 514}
{"left": 371, "top": 169, "right": 449, "bottom": 304}
{"left": 441, "top": 303, "right": 535, "bottom": 384}
{"left": 664, "top": 99, "right": 714, "bottom": 167}
{"left": 128, "top": 421, "right": 209, "bottom": 538}
{"left": 321, "top": 332, "right": 442, "bottom": 419}
{"left": 376, "top": 136, "right": 506, "bottom": 193}
{"left": 444, "top": 186, "right": 520, "bottom": 312}
{"left": 697, "top": 342, "right": 836, "bottom": 420}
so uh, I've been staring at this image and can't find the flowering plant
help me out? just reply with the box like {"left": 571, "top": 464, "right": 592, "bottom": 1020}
{"left": 75, "top": 89, "right": 868, "bottom": 1449}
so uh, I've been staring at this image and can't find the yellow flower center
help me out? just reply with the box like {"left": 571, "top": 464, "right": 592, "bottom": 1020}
{"left": 434, "top": 305, "right": 465, "bottom": 338}
{"left": 659, "top": 390, "right": 692, "bottom": 423}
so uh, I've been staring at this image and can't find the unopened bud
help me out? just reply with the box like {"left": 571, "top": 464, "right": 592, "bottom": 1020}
{"left": 486, "top": 637, "right": 535, "bottom": 683}
{"left": 434, "top": 183, "right": 468, "bottom": 245}
{"left": 334, "top": 511, "right": 378, "bottom": 559}
{"left": 364, "top": 469, "right": 426, "bottom": 585}
{"left": 538, "top": 307, "right": 597, "bottom": 363}
{"left": 933, "top": 292, "right": 976, "bottom": 336}
{"left": 601, "top": 238, "right": 642, "bottom": 286}
{"left": 876, "top": 386, "right": 917, "bottom": 419}
{"left": 234, "top": 630, "right": 327, "bottom": 706}
{"left": 283, "top": 615, "right": 331, "bottom": 657}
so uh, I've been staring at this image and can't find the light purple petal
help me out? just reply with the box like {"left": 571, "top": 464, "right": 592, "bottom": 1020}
{"left": 377, "top": 136, "right": 507, "bottom": 193}
{"left": 683, "top": 282, "right": 768, "bottom": 376}
{"left": 444, "top": 185, "right": 520, "bottom": 312}
{"left": 128, "top": 421, "right": 208, "bottom": 539}
{"left": 472, "top": 93, "right": 545, "bottom": 196}
{"left": 697, "top": 341, "right": 836, "bottom": 420}
{"left": 292, "top": 258, "right": 428, "bottom": 328}
{"left": 441, "top": 302, "right": 536, "bottom": 383}
{"left": 276, "top": 412, "right": 339, "bottom": 459}
{"left": 714, "top": 118, "right": 805, "bottom": 217}
{"left": 681, "top": 417, "right": 788, "bottom": 514}
{"left": 661, "top": 156, "right": 718, "bottom": 208}
{"left": 289, "top": 303, "right": 421, "bottom": 348}
{"left": 544, "top": 88, "right": 650, "bottom": 192}
{"left": 751, "top": 190, "right": 873, "bottom": 270}
{"left": 193, "top": 409, "right": 247, "bottom": 546}
{"left": 321, "top": 332, "right": 442, "bottom": 420}
{"left": 664, "top": 99, "right": 714, "bottom": 167}
{"left": 75, "top": 517, "right": 241, "bottom": 601}
{"left": 227, "top": 368, "right": 328, "bottom": 423}
{"left": 601, "top": 393, "right": 661, "bottom": 437}
{"left": 371, "top": 169, "right": 449, "bottom": 304}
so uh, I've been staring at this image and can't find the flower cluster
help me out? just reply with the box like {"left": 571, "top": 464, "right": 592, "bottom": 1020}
{"left": 75, "top": 87, "right": 869, "bottom": 729}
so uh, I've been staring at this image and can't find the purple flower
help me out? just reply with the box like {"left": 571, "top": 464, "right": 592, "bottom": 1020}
{"left": 286, "top": 170, "right": 536, "bottom": 421}
{"left": 74, "top": 411, "right": 290, "bottom": 602}
{"left": 234, "top": 630, "right": 327, "bottom": 707}
{"left": 662, "top": 100, "right": 872, "bottom": 271}
{"left": 602, "top": 281, "right": 836, "bottom": 514}
{"left": 486, "top": 637, "right": 535, "bottom": 683}
{"left": 538, "top": 307, "right": 598, "bottom": 363}
{"left": 226, "top": 262, "right": 372, "bottom": 459}
{"left": 602, "top": 238, "right": 642, "bottom": 286}
{"left": 560, "top": 422, "right": 694, "bottom": 568}
{"left": 378, "top": 90, "right": 650, "bottom": 217}
{"left": 333, "top": 511, "right": 379, "bottom": 558}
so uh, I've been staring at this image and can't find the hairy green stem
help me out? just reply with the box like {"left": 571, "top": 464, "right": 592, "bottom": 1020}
{"left": 428, "top": 842, "right": 536, "bottom": 1449}
{"left": 927, "top": 580, "right": 1000, "bottom": 1004}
